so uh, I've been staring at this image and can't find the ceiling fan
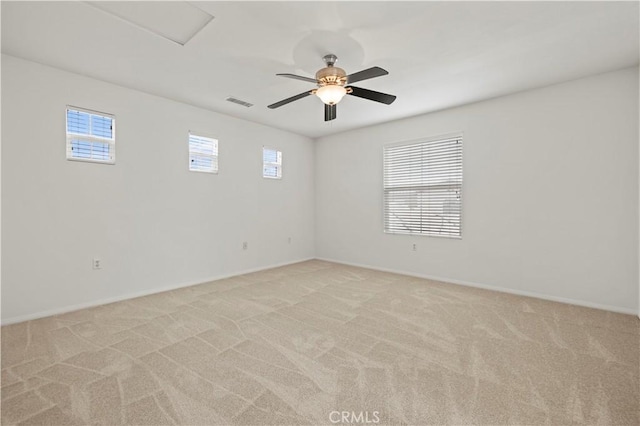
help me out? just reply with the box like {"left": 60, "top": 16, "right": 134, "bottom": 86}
{"left": 268, "top": 54, "right": 396, "bottom": 121}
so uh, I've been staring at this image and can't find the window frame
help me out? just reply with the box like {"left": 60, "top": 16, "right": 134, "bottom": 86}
{"left": 188, "top": 131, "right": 219, "bottom": 174}
{"left": 262, "top": 146, "right": 282, "bottom": 179}
{"left": 383, "top": 133, "right": 464, "bottom": 239}
{"left": 65, "top": 106, "right": 116, "bottom": 165}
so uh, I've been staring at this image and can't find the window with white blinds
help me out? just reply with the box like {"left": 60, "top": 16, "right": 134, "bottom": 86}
{"left": 66, "top": 107, "right": 115, "bottom": 164}
{"left": 384, "top": 135, "right": 463, "bottom": 238}
{"left": 189, "top": 133, "right": 218, "bottom": 173}
{"left": 263, "top": 147, "right": 282, "bottom": 179}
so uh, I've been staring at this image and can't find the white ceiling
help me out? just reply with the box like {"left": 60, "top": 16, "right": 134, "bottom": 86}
{"left": 2, "top": 1, "right": 638, "bottom": 138}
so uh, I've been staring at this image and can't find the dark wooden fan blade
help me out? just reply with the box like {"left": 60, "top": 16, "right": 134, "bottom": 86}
{"left": 268, "top": 91, "right": 313, "bottom": 109}
{"left": 324, "top": 104, "right": 337, "bottom": 121}
{"left": 276, "top": 73, "right": 317, "bottom": 83}
{"left": 347, "top": 86, "right": 396, "bottom": 105}
{"left": 346, "top": 66, "right": 388, "bottom": 84}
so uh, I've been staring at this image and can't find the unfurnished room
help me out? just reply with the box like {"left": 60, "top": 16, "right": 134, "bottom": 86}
{"left": 1, "top": 1, "right": 639, "bottom": 425}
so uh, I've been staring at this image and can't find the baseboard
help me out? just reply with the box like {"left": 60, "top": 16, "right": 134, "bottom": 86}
{"left": 5, "top": 256, "right": 636, "bottom": 324}
{"left": 315, "top": 257, "right": 639, "bottom": 316}
{"left": 1, "top": 257, "right": 315, "bottom": 325}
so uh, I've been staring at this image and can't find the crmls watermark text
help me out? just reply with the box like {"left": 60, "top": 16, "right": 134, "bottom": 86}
{"left": 329, "top": 411, "right": 380, "bottom": 424}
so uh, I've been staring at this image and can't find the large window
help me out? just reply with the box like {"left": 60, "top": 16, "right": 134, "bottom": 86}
{"left": 66, "top": 107, "right": 115, "bottom": 164}
{"left": 189, "top": 133, "right": 218, "bottom": 173}
{"left": 263, "top": 147, "right": 282, "bottom": 179}
{"left": 383, "top": 135, "right": 463, "bottom": 238}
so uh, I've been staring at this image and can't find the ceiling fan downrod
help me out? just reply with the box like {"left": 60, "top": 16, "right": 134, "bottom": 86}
{"left": 323, "top": 54, "right": 338, "bottom": 67}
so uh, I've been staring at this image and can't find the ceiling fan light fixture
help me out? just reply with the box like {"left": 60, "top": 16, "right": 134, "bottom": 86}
{"left": 316, "top": 85, "right": 347, "bottom": 105}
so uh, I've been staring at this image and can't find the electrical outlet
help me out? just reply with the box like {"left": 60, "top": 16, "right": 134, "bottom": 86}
{"left": 242, "top": 242, "right": 248, "bottom": 250}
{"left": 93, "top": 258, "right": 102, "bottom": 269}
{"left": 412, "top": 244, "right": 417, "bottom": 251}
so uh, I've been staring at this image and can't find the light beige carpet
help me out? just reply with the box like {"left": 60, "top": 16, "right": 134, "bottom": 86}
{"left": 1, "top": 260, "right": 638, "bottom": 425}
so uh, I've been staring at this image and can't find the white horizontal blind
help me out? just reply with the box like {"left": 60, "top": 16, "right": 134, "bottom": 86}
{"left": 66, "top": 107, "right": 115, "bottom": 164}
{"left": 384, "top": 136, "right": 463, "bottom": 238}
{"left": 263, "top": 147, "right": 282, "bottom": 179}
{"left": 189, "top": 133, "right": 218, "bottom": 173}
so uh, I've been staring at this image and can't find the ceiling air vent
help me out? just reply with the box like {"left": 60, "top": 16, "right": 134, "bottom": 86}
{"left": 225, "top": 97, "right": 254, "bottom": 108}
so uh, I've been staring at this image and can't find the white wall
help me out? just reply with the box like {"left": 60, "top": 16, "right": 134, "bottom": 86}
{"left": 3, "top": 57, "right": 638, "bottom": 322}
{"left": 316, "top": 67, "right": 639, "bottom": 314}
{"left": 1, "top": 55, "right": 315, "bottom": 323}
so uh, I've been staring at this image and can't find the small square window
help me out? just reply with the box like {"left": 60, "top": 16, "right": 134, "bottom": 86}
{"left": 263, "top": 147, "right": 282, "bottom": 179}
{"left": 66, "top": 107, "right": 115, "bottom": 164}
{"left": 189, "top": 133, "right": 218, "bottom": 173}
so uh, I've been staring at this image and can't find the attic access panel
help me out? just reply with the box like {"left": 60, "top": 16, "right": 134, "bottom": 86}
{"left": 87, "top": 1, "right": 213, "bottom": 45}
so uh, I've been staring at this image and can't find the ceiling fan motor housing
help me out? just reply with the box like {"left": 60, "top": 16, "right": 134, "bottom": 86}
{"left": 316, "top": 66, "right": 347, "bottom": 87}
